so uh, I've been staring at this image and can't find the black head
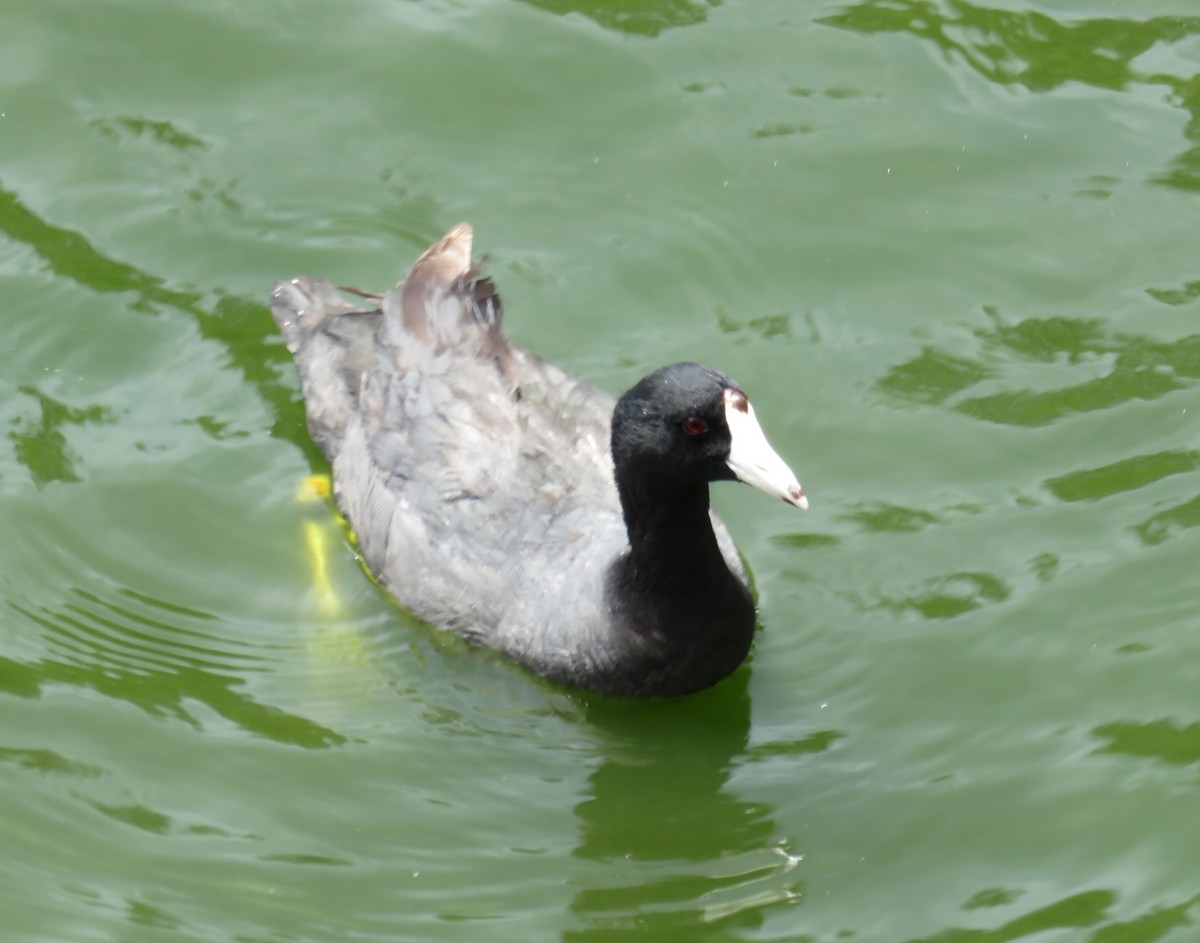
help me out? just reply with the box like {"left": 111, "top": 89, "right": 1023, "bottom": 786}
{"left": 612, "top": 363, "right": 738, "bottom": 485}
{"left": 611, "top": 362, "right": 807, "bottom": 507}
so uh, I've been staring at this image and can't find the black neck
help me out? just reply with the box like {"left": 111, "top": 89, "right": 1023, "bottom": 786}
{"left": 616, "top": 472, "right": 725, "bottom": 584}
{"left": 604, "top": 465, "right": 756, "bottom": 696}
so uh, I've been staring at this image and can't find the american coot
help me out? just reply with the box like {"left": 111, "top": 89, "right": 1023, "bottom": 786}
{"left": 271, "top": 224, "right": 806, "bottom": 697}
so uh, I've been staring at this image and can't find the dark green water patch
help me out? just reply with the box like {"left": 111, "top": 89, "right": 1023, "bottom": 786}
{"left": 0, "top": 746, "right": 102, "bottom": 778}
{"left": 522, "top": 0, "right": 718, "bottom": 36}
{"left": 875, "top": 346, "right": 993, "bottom": 407}
{"left": 875, "top": 570, "right": 1011, "bottom": 621}
{"left": 1134, "top": 492, "right": 1200, "bottom": 546}
{"left": 9, "top": 387, "right": 115, "bottom": 488}
{"left": 1093, "top": 718, "right": 1200, "bottom": 766}
{"left": 1045, "top": 451, "right": 1200, "bottom": 503}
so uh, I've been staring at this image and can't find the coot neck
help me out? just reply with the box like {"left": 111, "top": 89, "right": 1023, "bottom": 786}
{"left": 605, "top": 460, "right": 756, "bottom": 696}
{"left": 615, "top": 471, "right": 728, "bottom": 584}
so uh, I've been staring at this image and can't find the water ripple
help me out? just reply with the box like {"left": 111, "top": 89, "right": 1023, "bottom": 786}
{"left": 4, "top": 539, "right": 346, "bottom": 748}
{"left": 821, "top": 2, "right": 1200, "bottom": 190}
{"left": 876, "top": 312, "right": 1200, "bottom": 427}
{"left": 0, "top": 180, "right": 322, "bottom": 466}
{"left": 13, "top": 588, "right": 259, "bottom": 677}
{"left": 892, "top": 886, "right": 1200, "bottom": 943}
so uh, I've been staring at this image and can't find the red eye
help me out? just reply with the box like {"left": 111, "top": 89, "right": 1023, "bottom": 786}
{"left": 682, "top": 416, "right": 708, "bottom": 436}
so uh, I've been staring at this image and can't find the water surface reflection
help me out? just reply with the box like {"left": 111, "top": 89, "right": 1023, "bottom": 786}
{"left": 822, "top": 2, "right": 1200, "bottom": 190}
{"left": 568, "top": 674, "right": 809, "bottom": 939}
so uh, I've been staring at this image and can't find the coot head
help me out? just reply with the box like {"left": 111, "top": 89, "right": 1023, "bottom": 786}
{"left": 611, "top": 362, "right": 807, "bottom": 509}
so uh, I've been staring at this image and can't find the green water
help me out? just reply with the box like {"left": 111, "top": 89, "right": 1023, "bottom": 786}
{"left": 3, "top": 0, "right": 1199, "bottom": 940}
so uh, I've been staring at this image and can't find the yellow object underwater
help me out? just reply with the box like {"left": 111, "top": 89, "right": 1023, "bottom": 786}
{"left": 295, "top": 474, "right": 339, "bottom": 617}
{"left": 294, "top": 473, "right": 375, "bottom": 674}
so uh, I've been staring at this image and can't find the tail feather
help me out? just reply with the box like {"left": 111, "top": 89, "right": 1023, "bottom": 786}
{"left": 270, "top": 222, "right": 517, "bottom": 457}
{"left": 270, "top": 277, "right": 382, "bottom": 456}
{"left": 396, "top": 222, "right": 474, "bottom": 342}
{"left": 382, "top": 222, "right": 514, "bottom": 381}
